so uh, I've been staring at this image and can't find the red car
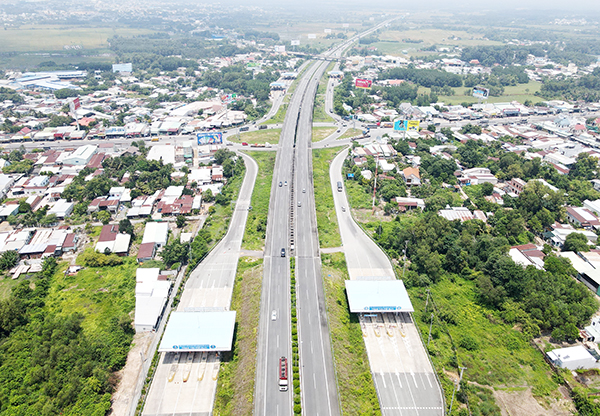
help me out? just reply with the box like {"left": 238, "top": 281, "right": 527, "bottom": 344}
{"left": 241, "top": 142, "right": 248, "bottom": 146}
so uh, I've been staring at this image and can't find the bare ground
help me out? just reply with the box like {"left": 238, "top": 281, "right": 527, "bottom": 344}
{"left": 110, "top": 332, "right": 155, "bottom": 416}
{"left": 493, "top": 387, "right": 575, "bottom": 416}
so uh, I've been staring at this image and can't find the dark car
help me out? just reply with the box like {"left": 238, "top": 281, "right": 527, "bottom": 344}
{"left": 279, "top": 181, "right": 283, "bottom": 187}
{"left": 281, "top": 248, "right": 286, "bottom": 257}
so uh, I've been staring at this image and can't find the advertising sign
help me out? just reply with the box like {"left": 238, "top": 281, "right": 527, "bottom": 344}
{"left": 394, "top": 120, "right": 406, "bottom": 131}
{"left": 221, "top": 93, "right": 237, "bottom": 104}
{"left": 291, "top": 40, "right": 300, "bottom": 46}
{"left": 472, "top": 86, "right": 490, "bottom": 99}
{"left": 406, "top": 120, "right": 420, "bottom": 131}
{"left": 355, "top": 78, "right": 372, "bottom": 89}
{"left": 69, "top": 97, "right": 80, "bottom": 114}
{"left": 393, "top": 120, "right": 420, "bottom": 131}
{"left": 197, "top": 132, "right": 223, "bottom": 145}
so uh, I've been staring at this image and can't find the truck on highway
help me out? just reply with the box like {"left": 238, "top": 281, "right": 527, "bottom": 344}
{"left": 337, "top": 181, "right": 343, "bottom": 192}
{"left": 279, "top": 357, "right": 289, "bottom": 391}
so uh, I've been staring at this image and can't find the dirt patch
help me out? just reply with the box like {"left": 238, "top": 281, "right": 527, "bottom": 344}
{"left": 493, "top": 387, "right": 575, "bottom": 416}
{"left": 110, "top": 331, "right": 154, "bottom": 416}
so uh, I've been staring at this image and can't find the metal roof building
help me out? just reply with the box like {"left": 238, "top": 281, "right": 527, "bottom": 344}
{"left": 142, "top": 222, "right": 169, "bottom": 247}
{"left": 345, "top": 280, "right": 414, "bottom": 313}
{"left": 159, "top": 311, "right": 236, "bottom": 352}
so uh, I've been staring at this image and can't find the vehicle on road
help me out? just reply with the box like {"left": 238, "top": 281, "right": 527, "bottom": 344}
{"left": 240, "top": 126, "right": 249, "bottom": 132}
{"left": 337, "top": 129, "right": 340, "bottom": 133}
{"left": 284, "top": 181, "right": 288, "bottom": 186}
{"left": 259, "top": 125, "right": 268, "bottom": 130}
{"left": 297, "top": 201, "right": 301, "bottom": 207}
{"left": 242, "top": 142, "right": 248, "bottom": 146}
{"left": 337, "top": 181, "right": 343, "bottom": 192}
{"left": 279, "top": 181, "right": 283, "bottom": 187}
{"left": 271, "top": 310, "right": 277, "bottom": 321}
{"left": 279, "top": 357, "right": 288, "bottom": 391}
{"left": 341, "top": 206, "right": 345, "bottom": 212}
{"left": 281, "top": 248, "right": 286, "bottom": 257}
{"left": 302, "top": 188, "right": 306, "bottom": 193}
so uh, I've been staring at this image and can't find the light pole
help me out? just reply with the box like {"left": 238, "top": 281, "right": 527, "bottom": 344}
{"left": 427, "top": 313, "right": 434, "bottom": 347}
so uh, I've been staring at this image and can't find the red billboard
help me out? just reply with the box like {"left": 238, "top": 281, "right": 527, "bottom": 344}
{"left": 355, "top": 78, "right": 372, "bottom": 89}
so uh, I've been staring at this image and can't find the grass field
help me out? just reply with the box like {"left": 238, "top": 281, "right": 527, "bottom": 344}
{"left": 263, "top": 105, "right": 287, "bottom": 125}
{"left": 338, "top": 128, "right": 363, "bottom": 140}
{"left": 214, "top": 257, "right": 263, "bottom": 416}
{"left": 0, "top": 25, "right": 152, "bottom": 52}
{"left": 321, "top": 253, "right": 381, "bottom": 415}
{"left": 242, "top": 151, "right": 276, "bottom": 251}
{"left": 0, "top": 277, "right": 23, "bottom": 301}
{"left": 418, "top": 81, "right": 544, "bottom": 106}
{"left": 313, "top": 147, "right": 342, "bottom": 247}
{"left": 0, "top": 52, "right": 115, "bottom": 70}
{"left": 408, "top": 277, "right": 563, "bottom": 414}
{"left": 47, "top": 258, "right": 136, "bottom": 335}
{"left": 312, "top": 126, "right": 336, "bottom": 142}
{"left": 344, "top": 179, "right": 373, "bottom": 211}
{"left": 229, "top": 129, "right": 281, "bottom": 145}
{"left": 373, "top": 28, "right": 503, "bottom": 56}
{"left": 313, "top": 62, "right": 335, "bottom": 123}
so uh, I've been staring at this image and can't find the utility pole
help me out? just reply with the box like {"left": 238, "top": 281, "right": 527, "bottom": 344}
{"left": 427, "top": 313, "right": 434, "bottom": 347}
{"left": 402, "top": 240, "right": 408, "bottom": 278}
{"left": 424, "top": 288, "right": 430, "bottom": 311}
{"left": 448, "top": 366, "right": 467, "bottom": 415}
{"left": 371, "top": 155, "right": 379, "bottom": 214}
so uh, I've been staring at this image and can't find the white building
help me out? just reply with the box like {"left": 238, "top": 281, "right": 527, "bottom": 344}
{"left": 142, "top": 222, "right": 169, "bottom": 247}
{"left": 63, "top": 145, "right": 98, "bottom": 165}
{"left": 134, "top": 268, "right": 172, "bottom": 332}
{"left": 547, "top": 346, "right": 598, "bottom": 370}
{"left": 48, "top": 199, "right": 74, "bottom": 219}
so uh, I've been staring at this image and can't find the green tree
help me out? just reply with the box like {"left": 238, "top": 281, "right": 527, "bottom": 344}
{"left": 97, "top": 210, "right": 111, "bottom": 225}
{"left": 176, "top": 215, "right": 186, "bottom": 228}
{"left": 119, "top": 218, "right": 134, "bottom": 235}
{"left": 0, "top": 250, "right": 18, "bottom": 271}
{"left": 563, "top": 232, "right": 590, "bottom": 252}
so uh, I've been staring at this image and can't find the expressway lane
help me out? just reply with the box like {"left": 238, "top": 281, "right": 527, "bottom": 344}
{"left": 294, "top": 59, "right": 341, "bottom": 416}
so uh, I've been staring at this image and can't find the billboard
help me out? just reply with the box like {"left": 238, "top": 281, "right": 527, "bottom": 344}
{"left": 472, "top": 86, "right": 490, "bottom": 99}
{"left": 221, "top": 93, "right": 237, "bottom": 104}
{"left": 307, "top": 34, "right": 316, "bottom": 39}
{"left": 112, "top": 63, "right": 133, "bottom": 73}
{"left": 197, "top": 132, "right": 223, "bottom": 145}
{"left": 291, "top": 40, "right": 300, "bottom": 46}
{"left": 69, "top": 97, "right": 80, "bottom": 114}
{"left": 355, "top": 78, "right": 372, "bottom": 89}
{"left": 393, "top": 120, "right": 420, "bottom": 131}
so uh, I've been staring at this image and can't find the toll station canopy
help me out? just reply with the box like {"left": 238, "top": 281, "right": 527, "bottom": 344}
{"left": 345, "top": 280, "right": 414, "bottom": 313}
{"left": 159, "top": 311, "right": 236, "bottom": 353}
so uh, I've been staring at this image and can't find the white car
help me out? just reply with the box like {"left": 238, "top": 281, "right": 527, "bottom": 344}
{"left": 271, "top": 310, "right": 277, "bottom": 321}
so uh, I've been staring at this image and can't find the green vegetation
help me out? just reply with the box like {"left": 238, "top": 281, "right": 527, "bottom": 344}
{"left": 311, "top": 126, "right": 336, "bottom": 143}
{"left": 290, "top": 257, "right": 301, "bottom": 416}
{"left": 214, "top": 257, "right": 263, "bottom": 416}
{"left": 242, "top": 152, "right": 276, "bottom": 250}
{"left": 313, "top": 147, "right": 342, "bottom": 247}
{"left": 321, "top": 253, "right": 381, "bottom": 415}
{"left": 263, "top": 104, "right": 288, "bottom": 125}
{"left": 0, "top": 257, "right": 136, "bottom": 414}
{"left": 0, "top": 25, "right": 153, "bottom": 53}
{"left": 313, "top": 63, "right": 335, "bottom": 123}
{"left": 338, "top": 128, "right": 363, "bottom": 140}
{"left": 229, "top": 128, "right": 281, "bottom": 144}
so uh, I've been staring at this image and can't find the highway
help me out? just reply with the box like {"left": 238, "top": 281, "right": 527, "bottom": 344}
{"left": 294, "top": 59, "right": 341, "bottom": 416}
{"left": 329, "top": 147, "right": 444, "bottom": 416}
{"left": 254, "top": 17, "right": 398, "bottom": 416}
{"left": 141, "top": 151, "right": 258, "bottom": 416}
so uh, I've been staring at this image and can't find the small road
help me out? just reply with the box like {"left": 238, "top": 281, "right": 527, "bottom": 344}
{"left": 141, "top": 151, "right": 258, "bottom": 416}
{"left": 329, "top": 147, "right": 445, "bottom": 416}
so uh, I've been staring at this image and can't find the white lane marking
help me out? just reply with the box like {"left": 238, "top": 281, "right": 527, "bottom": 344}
{"left": 380, "top": 371, "right": 387, "bottom": 388}
{"left": 314, "top": 373, "right": 317, "bottom": 389}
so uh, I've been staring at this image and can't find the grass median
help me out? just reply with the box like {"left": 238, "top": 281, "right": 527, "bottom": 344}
{"left": 321, "top": 253, "right": 381, "bottom": 415}
{"left": 242, "top": 151, "right": 276, "bottom": 251}
{"left": 228, "top": 128, "right": 281, "bottom": 144}
{"left": 264, "top": 104, "right": 287, "bottom": 125}
{"left": 312, "top": 126, "right": 337, "bottom": 143}
{"left": 312, "top": 147, "right": 343, "bottom": 247}
{"left": 214, "top": 257, "right": 264, "bottom": 416}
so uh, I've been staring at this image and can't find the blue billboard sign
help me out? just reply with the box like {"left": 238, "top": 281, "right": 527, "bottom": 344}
{"left": 197, "top": 132, "right": 223, "bottom": 145}
{"left": 394, "top": 120, "right": 406, "bottom": 131}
